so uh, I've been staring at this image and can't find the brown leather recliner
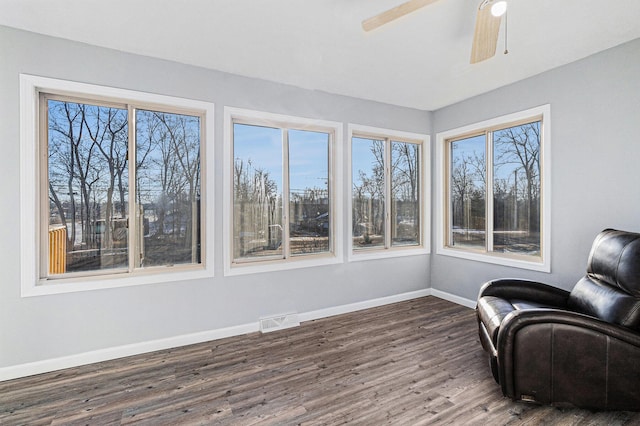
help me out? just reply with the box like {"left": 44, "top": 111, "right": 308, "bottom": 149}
{"left": 476, "top": 229, "right": 640, "bottom": 410}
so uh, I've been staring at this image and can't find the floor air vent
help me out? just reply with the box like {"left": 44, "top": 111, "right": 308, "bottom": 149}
{"left": 259, "top": 313, "right": 300, "bottom": 333}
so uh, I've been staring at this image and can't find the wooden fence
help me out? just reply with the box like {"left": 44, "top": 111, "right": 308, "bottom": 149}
{"left": 49, "top": 226, "right": 66, "bottom": 274}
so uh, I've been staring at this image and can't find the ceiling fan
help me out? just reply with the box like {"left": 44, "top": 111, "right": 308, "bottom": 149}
{"left": 362, "top": 0, "right": 508, "bottom": 64}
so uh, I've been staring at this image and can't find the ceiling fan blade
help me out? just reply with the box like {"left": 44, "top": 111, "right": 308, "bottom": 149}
{"left": 470, "top": 3, "right": 502, "bottom": 64}
{"left": 362, "top": 0, "right": 441, "bottom": 32}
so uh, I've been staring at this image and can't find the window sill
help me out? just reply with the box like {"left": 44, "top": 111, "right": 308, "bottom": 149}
{"left": 22, "top": 266, "right": 213, "bottom": 297}
{"left": 224, "top": 254, "right": 343, "bottom": 277}
{"left": 436, "top": 246, "right": 550, "bottom": 273}
{"left": 348, "top": 246, "right": 430, "bottom": 262}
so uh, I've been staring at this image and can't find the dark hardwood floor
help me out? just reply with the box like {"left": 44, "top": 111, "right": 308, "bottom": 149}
{"left": 2, "top": 296, "right": 639, "bottom": 425}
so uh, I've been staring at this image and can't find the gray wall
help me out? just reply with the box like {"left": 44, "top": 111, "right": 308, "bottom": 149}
{"left": 0, "top": 26, "right": 430, "bottom": 369}
{"left": 431, "top": 37, "right": 640, "bottom": 300}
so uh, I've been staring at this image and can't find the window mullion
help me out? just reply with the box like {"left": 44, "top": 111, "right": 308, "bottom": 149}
{"left": 127, "top": 105, "right": 137, "bottom": 272}
{"left": 384, "top": 139, "right": 392, "bottom": 249}
{"left": 39, "top": 94, "right": 50, "bottom": 278}
{"left": 445, "top": 141, "right": 453, "bottom": 248}
{"left": 417, "top": 143, "right": 422, "bottom": 246}
{"left": 282, "top": 129, "right": 290, "bottom": 259}
{"left": 486, "top": 131, "right": 494, "bottom": 253}
{"left": 327, "top": 131, "right": 334, "bottom": 254}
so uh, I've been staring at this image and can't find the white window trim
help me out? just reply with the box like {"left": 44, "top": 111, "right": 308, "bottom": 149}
{"left": 223, "top": 107, "right": 343, "bottom": 276}
{"left": 19, "top": 74, "right": 215, "bottom": 297}
{"left": 347, "top": 124, "right": 430, "bottom": 262}
{"left": 435, "top": 104, "right": 551, "bottom": 272}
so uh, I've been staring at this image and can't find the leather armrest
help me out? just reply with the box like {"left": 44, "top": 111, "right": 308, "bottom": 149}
{"left": 478, "top": 278, "right": 570, "bottom": 308}
{"left": 496, "top": 308, "right": 640, "bottom": 403}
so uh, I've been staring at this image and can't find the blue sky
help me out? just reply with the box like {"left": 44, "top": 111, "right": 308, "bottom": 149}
{"left": 450, "top": 124, "right": 540, "bottom": 184}
{"left": 352, "top": 137, "right": 382, "bottom": 188}
{"left": 233, "top": 124, "right": 328, "bottom": 195}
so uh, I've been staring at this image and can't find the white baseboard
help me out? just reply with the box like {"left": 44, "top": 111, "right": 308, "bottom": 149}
{"left": 430, "top": 288, "right": 476, "bottom": 308}
{"left": 0, "top": 288, "right": 473, "bottom": 382}
{"left": 298, "top": 289, "right": 431, "bottom": 322}
{"left": 0, "top": 322, "right": 258, "bottom": 382}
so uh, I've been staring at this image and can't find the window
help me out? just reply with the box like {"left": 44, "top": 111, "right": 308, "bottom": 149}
{"left": 349, "top": 125, "right": 430, "bottom": 260}
{"left": 224, "top": 108, "right": 342, "bottom": 275}
{"left": 436, "top": 105, "right": 550, "bottom": 272}
{"left": 20, "top": 75, "right": 214, "bottom": 296}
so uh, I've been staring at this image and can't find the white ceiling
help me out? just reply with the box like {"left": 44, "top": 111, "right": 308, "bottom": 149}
{"left": 2, "top": 0, "right": 640, "bottom": 110}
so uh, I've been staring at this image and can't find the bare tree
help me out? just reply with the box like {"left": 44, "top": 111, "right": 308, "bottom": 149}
{"left": 83, "top": 106, "right": 128, "bottom": 250}
{"left": 391, "top": 142, "right": 419, "bottom": 242}
{"left": 48, "top": 102, "right": 107, "bottom": 252}
{"left": 233, "top": 158, "right": 279, "bottom": 256}
{"left": 450, "top": 146, "right": 486, "bottom": 244}
{"left": 494, "top": 122, "right": 540, "bottom": 234}
{"left": 451, "top": 154, "right": 484, "bottom": 223}
{"left": 132, "top": 111, "right": 201, "bottom": 265}
{"left": 156, "top": 112, "right": 201, "bottom": 250}
{"left": 352, "top": 140, "right": 385, "bottom": 240}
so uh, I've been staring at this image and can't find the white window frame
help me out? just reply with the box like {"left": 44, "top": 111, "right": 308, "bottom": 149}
{"left": 435, "top": 105, "right": 551, "bottom": 272}
{"left": 19, "top": 74, "right": 215, "bottom": 297}
{"left": 223, "top": 107, "right": 343, "bottom": 276}
{"left": 347, "top": 124, "right": 430, "bottom": 262}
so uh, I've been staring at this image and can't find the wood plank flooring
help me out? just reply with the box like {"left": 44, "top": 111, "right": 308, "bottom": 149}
{"left": 2, "top": 296, "right": 640, "bottom": 425}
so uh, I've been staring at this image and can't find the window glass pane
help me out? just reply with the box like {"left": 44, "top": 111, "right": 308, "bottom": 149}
{"left": 135, "top": 110, "right": 201, "bottom": 268}
{"left": 449, "top": 135, "right": 486, "bottom": 249}
{"left": 492, "top": 121, "right": 541, "bottom": 256}
{"left": 233, "top": 124, "right": 283, "bottom": 260}
{"left": 289, "top": 129, "right": 330, "bottom": 255}
{"left": 47, "top": 99, "right": 129, "bottom": 274}
{"left": 352, "top": 137, "right": 385, "bottom": 249}
{"left": 391, "top": 141, "right": 420, "bottom": 247}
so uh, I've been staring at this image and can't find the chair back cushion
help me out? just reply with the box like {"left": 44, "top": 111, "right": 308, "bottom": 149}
{"left": 587, "top": 229, "right": 640, "bottom": 296}
{"left": 568, "top": 229, "right": 640, "bottom": 330}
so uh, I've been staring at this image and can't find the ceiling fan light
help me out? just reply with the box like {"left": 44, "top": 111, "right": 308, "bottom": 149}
{"left": 491, "top": 1, "right": 507, "bottom": 17}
